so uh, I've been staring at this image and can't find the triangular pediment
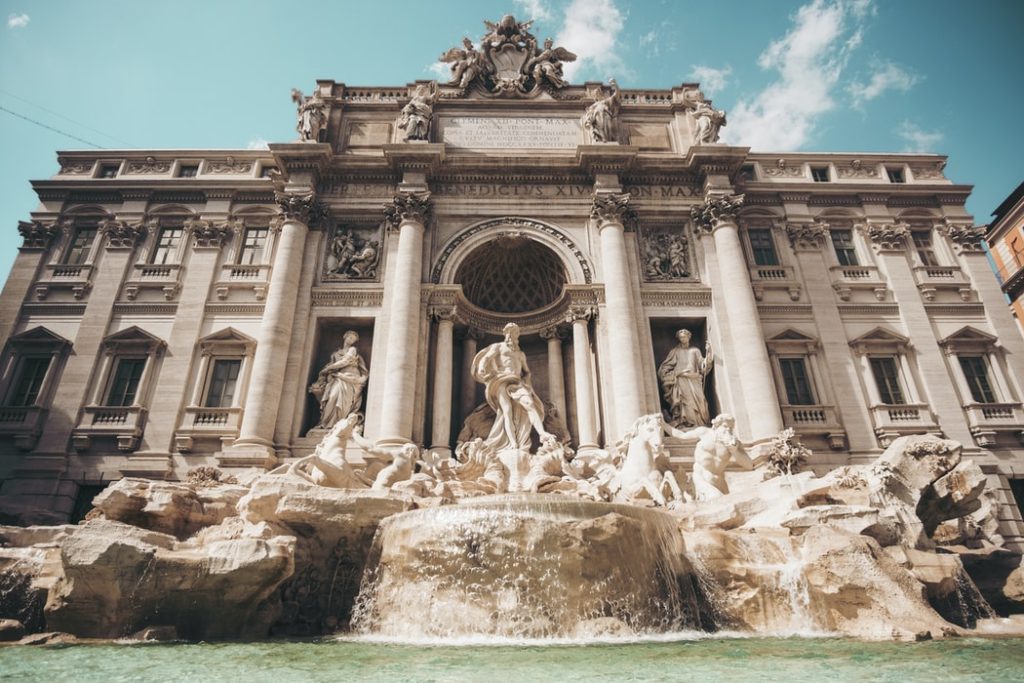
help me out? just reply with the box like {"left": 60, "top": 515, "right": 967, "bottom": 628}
{"left": 9, "top": 326, "right": 70, "bottom": 345}
{"left": 102, "top": 326, "right": 165, "bottom": 352}
{"left": 849, "top": 327, "right": 909, "bottom": 346}
{"left": 940, "top": 326, "right": 997, "bottom": 345}
{"left": 769, "top": 329, "right": 817, "bottom": 342}
{"left": 198, "top": 327, "right": 256, "bottom": 345}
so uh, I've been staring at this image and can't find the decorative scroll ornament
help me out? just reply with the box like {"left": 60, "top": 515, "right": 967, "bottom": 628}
{"left": 565, "top": 304, "right": 597, "bottom": 322}
{"left": 690, "top": 194, "right": 744, "bottom": 233}
{"left": 939, "top": 220, "right": 987, "bottom": 253}
{"left": 439, "top": 15, "right": 576, "bottom": 96}
{"left": 785, "top": 221, "right": 829, "bottom": 250}
{"left": 763, "top": 159, "right": 802, "bottom": 177}
{"left": 186, "top": 217, "right": 235, "bottom": 248}
{"left": 591, "top": 192, "right": 635, "bottom": 227}
{"left": 57, "top": 159, "right": 93, "bottom": 175}
{"left": 124, "top": 157, "right": 172, "bottom": 175}
{"left": 100, "top": 218, "right": 146, "bottom": 248}
{"left": 206, "top": 156, "right": 253, "bottom": 174}
{"left": 291, "top": 89, "right": 327, "bottom": 142}
{"left": 275, "top": 190, "right": 326, "bottom": 226}
{"left": 384, "top": 192, "right": 431, "bottom": 229}
{"left": 863, "top": 221, "right": 910, "bottom": 250}
{"left": 17, "top": 220, "right": 62, "bottom": 249}
{"left": 836, "top": 159, "right": 878, "bottom": 179}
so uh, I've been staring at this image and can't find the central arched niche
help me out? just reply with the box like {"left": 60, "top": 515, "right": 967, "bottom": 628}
{"left": 454, "top": 234, "right": 567, "bottom": 314}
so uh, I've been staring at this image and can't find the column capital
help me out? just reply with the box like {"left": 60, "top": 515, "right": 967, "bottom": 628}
{"left": 861, "top": 220, "right": 909, "bottom": 251}
{"left": 275, "top": 189, "right": 326, "bottom": 226}
{"left": 17, "top": 219, "right": 64, "bottom": 250}
{"left": 384, "top": 192, "right": 432, "bottom": 230}
{"left": 690, "top": 193, "right": 744, "bottom": 234}
{"left": 566, "top": 305, "right": 597, "bottom": 323}
{"left": 185, "top": 216, "right": 235, "bottom": 249}
{"left": 540, "top": 325, "right": 567, "bottom": 341}
{"left": 590, "top": 192, "right": 636, "bottom": 230}
{"left": 429, "top": 305, "right": 457, "bottom": 322}
{"left": 100, "top": 218, "right": 147, "bottom": 249}
{"left": 784, "top": 220, "right": 829, "bottom": 251}
{"left": 937, "top": 219, "right": 986, "bottom": 254}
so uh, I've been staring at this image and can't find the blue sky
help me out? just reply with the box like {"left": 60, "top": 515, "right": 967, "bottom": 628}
{"left": 1, "top": 0, "right": 1022, "bottom": 279}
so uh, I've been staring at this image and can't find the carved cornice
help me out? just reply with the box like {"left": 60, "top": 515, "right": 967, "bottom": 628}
{"left": 186, "top": 217, "right": 235, "bottom": 249}
{"left": 100, "top": 218, "right": 146, "bottom": 249}
{"left": 383, "top": 192, "right": 431, "bottom": 229}
{"left": 310, "top": 288, "right": 385, "bottom": 308}
{"left": 275, "top": 190, "right": 326, "bottom": 226}
{"left": 785, "top": 221, "right": 829, "bottom": 251}
{"left": 639, "top": 288, "right": 712, "bottom": 308}
{"left": 590, "top": 192, "right": 635, "bottom": 228}
{"left": 690, "top": 193, "right": 744, "bottom": 234}
{"left": 862, "top": 221, "right": 909, "bottom": 251}
{"left": 18, "top": 220, "right": 63, "bottom": 250}
{"left": 938, "top": 220, "right": 987, "bottom": 253}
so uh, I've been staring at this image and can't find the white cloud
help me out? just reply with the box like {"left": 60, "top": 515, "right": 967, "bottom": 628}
{"left": 688, "top": 65, "right": 733, "bottom": 96}
{"left": 848, "top": 60, "right": 918, "bottom": 101}
{"left": 639, "top": 30, "right": 657, "bottom": 48}
{"left": 7, "top": 13, "right": 29, "bottom": 28}
{"left": 247, "top": 138, "right": 270, "bottom": 150}
{"left": 514, "top": 0, "right": 553, "bottom": 22}
{"left": 427, "top": 61, "right": 450, "bottom": 79}
{"left": 725, "top": 0, "right": 870, "bottom": 150}
{"left": 555, "top": 0, "right": 627, "bottom": 82}
{"left": 897, "top": 121, "right": 942, "bottom": 153}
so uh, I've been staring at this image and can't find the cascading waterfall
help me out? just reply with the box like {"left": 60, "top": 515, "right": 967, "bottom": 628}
{"left": 350, "top": 494, "right": 709, "bottom": 640}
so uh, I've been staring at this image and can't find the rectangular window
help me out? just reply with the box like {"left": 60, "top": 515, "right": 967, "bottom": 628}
{"left": 779, "top": 358, "right": 816, "bottom": 405}
{"left": 238, "top": 227, "right": 268, "bottom": 265}
{"left": 747, "top": 229, "right": 779, "bottom": 266}
{"left": 886, "top": 167, "right": 905, "bottom": 183}
{"left": 1010, "top": 235, "right": 1024, "bottom": 268}
{"left": 98, "top": 164, "right": 119, "bottom": 178}
{"left": 912, "top": 230, "right": 939, "bottom": 266}
{"left": 811, "top": 166, "right": 830, "bottom": 182}
{"left": 260, "top": 166, "right": 278, "bottom": 179}
{"left": 738, "top": 164, "right": 756, "bottom": 182}
{"left": 151, "top": 227, "right": 183, "bottom": 265}
{"left": 959, "top": 356, "right": 997, "bottom": 404}
{"left": 5, "top": 357, "right": 51, "bottom": 406}
{"left": 204, "top": 359, "right": 242, "bottom": 408}
{"left": 105, "top": 358, "right": 147, "bottom": 407}
{"left": 831, "top": 229, "right": 859, "bottom": 266}
{"left": 63, "top": 228, "right": 97, "bottom": 265}
{"left": 177, "top": 164, "right": 199, "bottom": 178}
{"left": 870, "top": 357, "right": 906, "bottom": 405}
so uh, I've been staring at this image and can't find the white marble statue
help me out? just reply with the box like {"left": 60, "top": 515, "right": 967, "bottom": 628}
{"left": 471, "top": 322, "right": 553, "bottom": 452}
{"left": 667, "top": 413, "right": 752, "bottom": 501}
{"left": 291, "top": 89, "right": 327, "bottom": 142}
{"left": 658, "top": 329, "right": 713, "bottom": 428}
{"left": 692, "top": 99, "right": 726, "bottom": 145}
{"left": 525, "top": 38, "right": 577, "bottom": 89}
{"left": 270, "top": 414, "right": 370, "bottom": 488}
{"left": 581, "top": 79, "right": 620, "bottom": 143}
{"left": 398, "top": 81, "right": 439, "bottom": 141}
{"left": 611, "top": 414, "right": 683, "bottom": 506}
{"left": 439, "top": 38, "right": 489, "bottom": 90}
{"left": 310, "top": 331, "right": 368, "bottom": 429}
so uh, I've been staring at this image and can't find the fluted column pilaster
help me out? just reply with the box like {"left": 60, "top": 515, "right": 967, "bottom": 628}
{"left": 568, "top": 306, "right": 599, "bottom": 451}
{"left": 429, "top": 307, "right": 456, "bottom": 454}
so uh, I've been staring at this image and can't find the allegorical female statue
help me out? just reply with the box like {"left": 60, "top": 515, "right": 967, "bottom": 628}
{"left": 581, "top": 79, "right": 620, "bottom": 143}
{"left": 310, "top": 331, "right": 368, "bottom": 429}
{"left": 658, "top": 329, "right": 713, "bottom": 428}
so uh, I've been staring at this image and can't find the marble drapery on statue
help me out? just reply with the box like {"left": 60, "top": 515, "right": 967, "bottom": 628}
{"left": 658, "top": 329, "right": 713, "bottom": 428}
{"left": 310, "top": 331, "right": 368, "bottom": 429}
{"left": 581, "top": 79, "right": 620, "bottom": 143}
{"left": 471, "top": 322, "right": 552, "bottom": 452}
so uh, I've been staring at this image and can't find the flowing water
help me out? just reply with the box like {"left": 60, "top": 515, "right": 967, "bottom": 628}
{"left": 3, "top": 637, "right": 1024, "bottom": 682}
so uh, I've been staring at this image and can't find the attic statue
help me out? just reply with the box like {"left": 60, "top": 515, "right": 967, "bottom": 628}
{"left": 398, "top": 81, "right": 439, "bottom": 141}
{"left": 290, "top": 89, "right": 327, "bottom": 142}
{"left": 582, "top": 80, "right": 620, "bottom": 143}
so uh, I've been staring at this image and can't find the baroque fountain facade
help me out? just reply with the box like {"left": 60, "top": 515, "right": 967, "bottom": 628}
{"left": 1, "top": 15, "right": 1024, "bottom": 643}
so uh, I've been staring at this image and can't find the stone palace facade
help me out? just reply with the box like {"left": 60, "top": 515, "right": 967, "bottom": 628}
{"left": 1, "top": 16, "right": 1023, "bottom": 544}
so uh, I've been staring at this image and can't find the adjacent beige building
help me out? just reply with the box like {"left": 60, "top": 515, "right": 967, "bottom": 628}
{"left": 2, "top": 50, "right": 1023, "bottom": 543}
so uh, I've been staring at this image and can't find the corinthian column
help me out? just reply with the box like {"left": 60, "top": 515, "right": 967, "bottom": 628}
{"left": 429, "top": 306, "right": 456, "bottom": 455}
{"left": 540, "top": 325, "right": 568, "bottom": 430}
{"left": 568, "top": 306, "right": 599, "bottom": 451}
{"left": 691, "top": 193, "right": 783, "bottom": 440}
{"left": 233, "top": 191, "right": 321, "bottom": 459}
{"left": 592, "top": 193, "right": 646, "bottom": 435}
{"left": 376, "top": 192, "right": 430, "bottom": 446}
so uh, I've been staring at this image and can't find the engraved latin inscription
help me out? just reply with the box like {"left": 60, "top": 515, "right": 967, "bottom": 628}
{"left": 441, "top": 117, "right": 580, "bottom": 149}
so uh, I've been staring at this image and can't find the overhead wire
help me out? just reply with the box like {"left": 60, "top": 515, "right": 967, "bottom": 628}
{"left": 0, "top": 87, "right": 132, "bottom": 147}
{"left": 0, "top": 104, "right": 104, "bottom": 149}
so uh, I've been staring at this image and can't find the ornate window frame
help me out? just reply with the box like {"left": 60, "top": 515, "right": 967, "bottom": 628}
{"left": 175, "top": 328, "right": 256, "bottom": 453}
{"left": 0, "top": 327, "right": 72, "bottom": 450}
{"left": 766, "top": 329, "right": 845, "bottom": 449}
{"left": 73, "top": 326, "right": 166, "bottom": 453}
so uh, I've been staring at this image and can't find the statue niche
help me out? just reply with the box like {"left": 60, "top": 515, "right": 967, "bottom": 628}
{"left": 305, "top": 322, "right": 373, "bottom": 435}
